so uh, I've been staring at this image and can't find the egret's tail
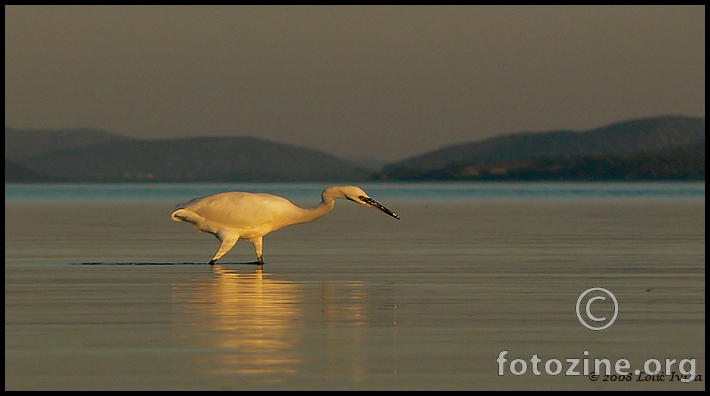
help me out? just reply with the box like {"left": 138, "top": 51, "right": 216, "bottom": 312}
{"left": 172, "top": 209, "right": 221, "bottom": 237}
{"left": 172, "top": 209, "right": 200, "bottom": 225}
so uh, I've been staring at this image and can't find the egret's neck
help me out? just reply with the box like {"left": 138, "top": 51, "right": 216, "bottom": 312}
{"left": 288, "top": 196, "right": 335, "bottom": 226}
{"left": 283, "top": 187, "right": 348, "bottom": 227}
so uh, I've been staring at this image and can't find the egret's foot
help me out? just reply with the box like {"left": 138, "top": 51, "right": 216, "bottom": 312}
{"left": 209, "top": 259, "right": 216, "bottom": 265}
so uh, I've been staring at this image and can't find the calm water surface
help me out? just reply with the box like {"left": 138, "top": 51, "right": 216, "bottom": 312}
{"left": 5, "top": 183, "right": 706, "bottom": 390}
{"left": 5, "top": 181, "right": 706, "bottom": 202}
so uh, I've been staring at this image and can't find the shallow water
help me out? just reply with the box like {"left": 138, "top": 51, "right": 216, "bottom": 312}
{"left": 4, "top": 184, "right": 706, "bottom": 390}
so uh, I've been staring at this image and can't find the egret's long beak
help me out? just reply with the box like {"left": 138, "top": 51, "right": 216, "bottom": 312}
{"left": 360, "top": 196, "right": 400, "bottom": 219}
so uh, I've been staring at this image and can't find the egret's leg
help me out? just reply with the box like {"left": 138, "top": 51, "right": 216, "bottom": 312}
{"left": 252, "top": 237, "right": 264, "bottom": 264}
{"left": 210, "top": 235, "right": 239, "bottom": 264}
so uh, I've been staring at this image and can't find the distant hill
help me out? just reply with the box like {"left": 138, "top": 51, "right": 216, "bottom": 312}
{"left": 383, "top": 115, "right": 705, "bottom": 171}
{"left": 5, "top": 160, "right": 55, "bottom": 182}
{"left": 383, "top": 144, "right": 704, "bottom": 181}
{"left": 6, "top": 115, "right": 705, "bottom": 182}
{"left": 5, "top": 126, "right": 132, "bottom": 161}
{"left": 11, "top": 134, "right": 371, "bottom": 182}
{"left": 379, "top": 115, "right": 705, "bottom": 181}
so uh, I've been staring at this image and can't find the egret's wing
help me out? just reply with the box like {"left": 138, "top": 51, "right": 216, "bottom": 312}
{"left": 175, "top": 192, "right": 296, "bottom": 232}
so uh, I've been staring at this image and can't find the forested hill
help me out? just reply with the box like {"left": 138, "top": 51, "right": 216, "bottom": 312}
{"left": 377, "top": 115, "right": 705, "bottom": 181}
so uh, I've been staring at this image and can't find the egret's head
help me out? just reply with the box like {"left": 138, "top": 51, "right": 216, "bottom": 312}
{"left": 336, "top": 186, "right": 400, "bottom": 220}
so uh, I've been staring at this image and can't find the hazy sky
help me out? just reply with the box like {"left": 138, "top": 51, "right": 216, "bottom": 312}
{"left": 5, "top": 6, "right": 705, "bottom": 161}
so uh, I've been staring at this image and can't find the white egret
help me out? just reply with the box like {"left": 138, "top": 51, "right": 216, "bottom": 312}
{"left": 172, "top": 185, "right": 400, "bottom": 264}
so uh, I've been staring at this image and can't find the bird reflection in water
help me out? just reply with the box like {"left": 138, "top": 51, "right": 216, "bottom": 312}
{"left": 173, "top": 265, "right": 389, "bottom": 383}
{"left": 172, "top": 265, "right": 304, "bottom": 379}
